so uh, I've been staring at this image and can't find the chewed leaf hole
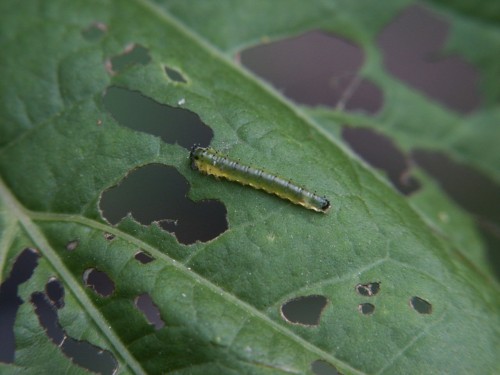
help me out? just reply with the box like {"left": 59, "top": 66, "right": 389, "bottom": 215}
{"left": 102, "top": 86, "right": 213, "bottom": 149}
{"left": 134, "top": 251, "right": 155, "bottom": 264}
{"left": 377, "top": 5, "right": 481, "bottom": 113}
{"left": 46, "top": 277, "right": 65, "bottom": 309}
{"left": 241, "top": 30, "right": 383, "bottom": 114}
{"left": 165, "top": 65, "right": 188, "bottom": 83}
{"left": 0, "top": 248, "right": 40, "bottom": 363}
{"left": 103, "top": 232, "right": 115, "bottom": 241}
{"left": 31, "top": 290, "right": 117, "bottom": 374}
{"left": 83, "top": 268, "right": 115, "bottom": 297}
{"left": 358, "top": 303, "right": 375, "bottom": 315}
{"left": 410, "top": 296, "right": 432, "bottom": 314}
{"left": 280, "top": 295, "right": 328, "bottom": 326}
{"left": 311, "top": 359, "right": 343, "bottom": 375}
{"left": 412, "top": 150, "right": 500, "bottom": 225}
{"left": 107, "top": 43, "right": 151, "bottom": 74}
{"left": 342, "top": 127, "right": 420, "bottom": 195}
{"left": 65, "top": 239, "right": 79, "bottom": 251}
{"left": 355, "top": 282, "right": 381, "bottom": 297}
{"left": 134, "top": 293, "right": 165, "bottom": 330}
{"left": 99, "top": 164, "right": 228, "bottom": 244}
{"left": 81, "top": 22, "right": 107, "bottom": 41}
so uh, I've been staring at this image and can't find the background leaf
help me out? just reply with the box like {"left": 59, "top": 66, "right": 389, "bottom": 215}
{"left": 1, "top": 1, "right": 499, "bottom": 374}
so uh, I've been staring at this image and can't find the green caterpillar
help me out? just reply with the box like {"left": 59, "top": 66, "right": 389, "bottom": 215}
{"left": 190, "top": 147, "right": 330, "bottom": 213}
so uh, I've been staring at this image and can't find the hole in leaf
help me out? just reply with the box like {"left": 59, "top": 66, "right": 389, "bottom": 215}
{"left": 134, "top": 293, "right": 165, "bottom": 330}
{"left": 81, "top": 22, "right": 107, "bottom": 41}
{"left": 0, "top": 248, "right": 40, "bottom": 364}
{"left": 241, "top": 30, "right": 383, "bottom": 114}
{"left": 61, "top": 338, "right": 118, "bottom": 375}
{"left": 377, "top": 5, "right": 481, "bottom": 113}
{"left": 412, "top": 150, "right": 500, "bottom": 278}
{"left": 280, "top": 295, "right": 328, "bottom": 326}
{"left": 409, "top": 296, "right": 432, "bottom": 314}
{"left": 311, "top": 359, "right": 344, "bottom": 375}
{"left": 31, "top": 292, "right": 65, "bottom": 344}
{"left": 65, "top": 239, "right": 79, "bottom": 251}
{"left": 83, "top": 268, "right": 115, "bottom": 297}
{"left": 31, "top": 291, "right": 117, "bottom": 374}
{"left": 342, "top": 127, "right": 420, "bottom": 195}
{"left": 355, "top": 282, "right": 381, "bottom": 297}
{"left": 103, "top": 232, "right": 115, "bottom": 241}
{"left": 103, "top": 86, "right": 213, "bottom": 149}
{"left": 358, "top": 303, "right": 375, "bottom": 315}
{"left": 107, "top": 43, "right": 151, "bottom": 74}
{"left": 412, "top": 150, "right": 500, "bottom": 225}
{"left": 165, "top": 66, "right": 187, "bottom": 83}
{"left": 46, "top": 277, "right": 65, "bottom": 309}
{"left": 134, "top": 251, "right": 155, "bottom": 264}
{"left": 100, "top": 164, "right": 228, "bottom": 244}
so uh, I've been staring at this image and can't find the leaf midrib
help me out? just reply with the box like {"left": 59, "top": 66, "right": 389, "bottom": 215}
{"left": 0, "top": 177, "right": 147, "bottom": 375}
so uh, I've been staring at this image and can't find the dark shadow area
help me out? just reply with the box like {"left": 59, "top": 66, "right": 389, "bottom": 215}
{"left": 108, "top": 44, "right": 151, "bottom": 74}
{"left": 409, "top": 296, "right": 432, "bottom": 314}
{"left": 135, "top": 293, "right": 165, "bottom": 330}
{"left": 311, "top": 359, "right": 343, "bottom": 375}
{"left": 83, "top": 268, "right": 115, "bottom": 298}
{"left": 413, "top": 150, "right": 500, "bottom": 277}
{"left": 342, "top": 127, "right": 420, "bottom": 195}
{"left": 240, "top": 31, "right": 383, "bottom": 114}
{"left": 31, "top": 291, "right": 117, "bottom": 375}
{"left": 280, "top": 295, "right": 328, "bottom": 326}
{"left": 99, "top": 164, "right": 228, "bottom": 244}
{"left": 165, "top": 66, "right": 187, "bottom": 83}
{"left": 134, "top": 251, "right": 155, "bottom": 264}
{"left": 81, "top": 22, "right": 107, "bottom": 42}
{"left": 378, "top": 5, "right": 481, "bottom": 113}
{"left": 103, "top": 86, "right": 213, "bottom": 149}
{"left": 355, "top": 282, "right": 381, "bottom": 297}
{"left": 0, "top": 248, "right": 39, "bottom": 363}
{"left": 358, "top": 303, "right": 375, "bottom": 315}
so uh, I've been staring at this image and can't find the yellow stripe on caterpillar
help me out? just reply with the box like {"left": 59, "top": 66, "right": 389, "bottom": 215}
{"left": 190, "top": 147, "right": 330, "bottom": 213}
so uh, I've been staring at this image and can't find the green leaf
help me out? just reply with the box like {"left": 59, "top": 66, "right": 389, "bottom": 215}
{"left": 0, "top": 1, "right": 499, "bottom": 375}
